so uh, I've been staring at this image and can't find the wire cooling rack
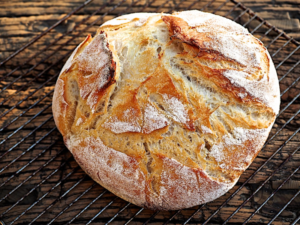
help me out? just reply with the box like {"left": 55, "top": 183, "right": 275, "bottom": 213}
{"left": 1, "top": 0, "right": 300, "bottom": 224}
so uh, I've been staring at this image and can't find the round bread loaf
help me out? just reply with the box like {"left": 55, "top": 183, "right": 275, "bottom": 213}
{"left": 53, "top": 11, "right": 280, "bottom": 210}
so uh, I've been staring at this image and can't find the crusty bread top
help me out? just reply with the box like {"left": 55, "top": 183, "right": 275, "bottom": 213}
{"left": 52, "top": 11, "right": 280, "bottom": 210}
{"left": 101, "top": 11, "right": 280, "bottom": 113}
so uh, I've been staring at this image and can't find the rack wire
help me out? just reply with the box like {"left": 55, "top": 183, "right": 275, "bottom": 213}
{"left": 1, "top": 0, "right": 300, "bottom": 224}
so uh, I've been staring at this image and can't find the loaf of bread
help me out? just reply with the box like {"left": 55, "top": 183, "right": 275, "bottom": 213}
{"left": 52, "top": 11, "right": 280, "bottom": 210}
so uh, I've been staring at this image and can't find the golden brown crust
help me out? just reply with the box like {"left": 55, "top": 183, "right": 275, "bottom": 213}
{"left": 67, "top": 134, "right": 235, "bottom": 210}
{"left": 52, "top": 11, "right": 280, "bottom": 210}
{"left": 162, "top": 15, "right": 273, "bottom": 113}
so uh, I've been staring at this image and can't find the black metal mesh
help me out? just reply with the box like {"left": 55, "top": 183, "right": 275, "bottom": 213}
{"left": 1, "top": 0, "right": 300, "bottom": 224}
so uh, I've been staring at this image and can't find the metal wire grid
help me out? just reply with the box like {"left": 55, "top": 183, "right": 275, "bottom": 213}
{"left": 0, "top": 0, "right": 300, "bottom": 224}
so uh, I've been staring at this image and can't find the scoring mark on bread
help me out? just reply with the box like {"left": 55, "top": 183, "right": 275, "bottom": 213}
{"left": 56, "top": 31, "right": 119, "bottom": 135}
{"left": 143, "top": 142, "right": 153, "bottom": 174}
{"left": 75, "top": 31, "right": 117, "bottom": 113}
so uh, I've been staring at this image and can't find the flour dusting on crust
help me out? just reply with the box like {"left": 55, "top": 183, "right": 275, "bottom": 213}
{"left": 103, "top": 108, "right": 141, "bottom": 133}
{"left": 173, "top": 11, "right": 262, "bottom": 70}
{"left": 67, "top": 135, "right": 146, "bottom": 206}
{"left": 201, "top": 125, "right": 213, "bottom": 134}
{"left": 143, "top": 104, "right": 169, "bottom": 134}
{"left": 163, "top": 94, "right": 189, "bottom": 124}
{"left": 210, "top": 127, "right": 269, "bottom": 170}
{"left": 223, "top": 69, "right": 277, "bottom": 112}
{"left": 76, "top": 117, "right": 83, "bottom": 126}
{"left": 102, "top": 13, "right": 157, "bottom": 27}
{"left": 76, "top": 34, "right": 111, "bottom": 98}
{"left": 159, "top": 157, "right": 235, "bottom": 208}
{"left": 173, "top": 10, "right": 248, "bottom": 34}
{"left": 75, "top": 32, "right": 115, "bottom": 113}
{"left": 60, "top": 36, "right": 90, "bottom": 76}
{"left": 52, "top": 78, "right": 68, "bottom": 119}
{"left": 206, "top": 34, "right": 261, "bottom": 68}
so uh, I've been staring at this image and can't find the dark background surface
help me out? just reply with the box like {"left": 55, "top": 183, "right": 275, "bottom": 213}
{"left": 240, "top": 0, "right": 300, "bottom": 41}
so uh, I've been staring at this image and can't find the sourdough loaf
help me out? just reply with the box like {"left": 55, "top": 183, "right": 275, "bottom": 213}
{"left": 52, "top": 11, "right": 280, "bottom": 210}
